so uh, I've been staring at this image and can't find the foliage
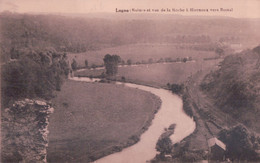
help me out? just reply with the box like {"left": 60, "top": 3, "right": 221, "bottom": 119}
{"left": 85, "top": 59, "right": 88, "bottom": 68}
{"left": 200, "top": 46, "right": 260, "bottom": 128}
{"left": 71, "top": 59, "right": 78, "bottom": 71}
{"left": 156, "top": 137, "right": 173, "bottom": 154}
{"left": 167, "top": 83, "right": 184, "bottom": 95}
{"left": 103, "top": 54, "right": 121, "bottom": 76}
{"left": 182, "top": 94, "right": 193, "bottom": 118}
{"left": 127, "top": 59, "right": 132, "bottom": 65}
{"left": 218, "top": 125, "right": 260, "bottom": 161}
{"left": 1, "top": 48, "right": 69, "bottom": 106}
{"left": 253, "top": 45, "right": 260, "bottom": 54}
{"left": 2, "top": 12, "right": 260, "bottom": 64}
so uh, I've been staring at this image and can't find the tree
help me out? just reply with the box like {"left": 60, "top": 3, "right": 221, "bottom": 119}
{"left": 103, "top": 54, "right": 121, "bottom": 76}
{"left": 71, "top": 59, "right": 77, "bottom": 71}
{"left": 127, "top": 59, "right": 132, "bottom": 65}
{"left": 85, "top": 59, "right": 88, "bottom": 68}
{"left": 215, "top": 47, "right": 224, "bottom": 56}
{"left": 120, "top": 59, "right": 125, "bottom": 65}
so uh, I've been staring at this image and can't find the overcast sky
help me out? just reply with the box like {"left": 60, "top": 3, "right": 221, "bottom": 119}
{"left": 0, "top": 0, "right": 260, "bottom": 18}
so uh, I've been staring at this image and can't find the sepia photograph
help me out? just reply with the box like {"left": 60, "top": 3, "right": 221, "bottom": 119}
{"left": 0, "top": 0, "right": 260, "bottom": 162}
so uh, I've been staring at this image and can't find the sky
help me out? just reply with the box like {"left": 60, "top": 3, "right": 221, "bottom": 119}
{"left": 0, "top": 0, "right": 260, "bottom": 18}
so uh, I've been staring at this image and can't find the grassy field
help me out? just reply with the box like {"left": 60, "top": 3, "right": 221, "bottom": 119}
{"left": 75, "top": 60, "right": 220, "bottom": 87}
{"left": 47, "top": 80, "right": 161, "bottom": 162}
{"left": 68, "top": 43, "right": 217, "bottom": 67}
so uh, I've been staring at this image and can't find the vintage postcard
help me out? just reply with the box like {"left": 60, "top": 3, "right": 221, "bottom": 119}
{"left": 1, "top": 0, "right": 260, "bottom": 162}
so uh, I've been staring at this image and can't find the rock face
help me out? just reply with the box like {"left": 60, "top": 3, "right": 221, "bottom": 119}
{"left": 1, "top": 99, "right": 54, "bottom": 162}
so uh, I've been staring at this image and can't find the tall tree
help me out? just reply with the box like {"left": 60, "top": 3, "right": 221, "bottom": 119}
{"left": 85, "top": 59, "right": 88, "bottom": 68}
{"left": 103, "top": 54, "right": 121, "bottom": 76}
{"left": 71, "top": 59, "right": 77, "bottom": 71}
{"left": 127, "top": 59, "right": 132, "bottom": 65}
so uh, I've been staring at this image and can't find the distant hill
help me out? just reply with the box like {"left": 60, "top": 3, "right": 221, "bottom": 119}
{"left": 1, "top": 12, "right": 260, "bottom": 63}
{"left": 201, "top": 46, "right": 260, "bottom": 132}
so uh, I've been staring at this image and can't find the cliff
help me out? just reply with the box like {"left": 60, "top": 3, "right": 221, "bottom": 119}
{"left": 1, "top": 99, "right": 54, "bottom": 162}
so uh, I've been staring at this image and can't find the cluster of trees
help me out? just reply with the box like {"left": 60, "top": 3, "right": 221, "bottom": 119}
{"left": 156, "top": 137, "right": 173, "bottom": 155}
{"left": 1, "top": 48, "right": 69, "bottom": 106}
{"left": 167, "top": 83, "right": 184, "bottom": 95}
{"left": 125, "top": 57, "right": 192, "bottom": 66}
{"left": 175, "top": 43, "right": 217, "bottom": 51}
{"left": 103, "top": 54, "right": 121, "bottom": 76}
{"left": 165, "top": 35, "right": 211, "bottom": 43}
{"left": 218, "top": 125, "right": 260, "bottom": 161}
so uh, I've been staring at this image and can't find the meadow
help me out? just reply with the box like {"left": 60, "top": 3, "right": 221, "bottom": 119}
{"left": 67, "top": 43, "right": 217, "bottom": 67}
{"left": 47, "top": 80, "right": 161, "bottom": 162}
{"left": 75, "top": 60, "right": 220, "bottom": 87}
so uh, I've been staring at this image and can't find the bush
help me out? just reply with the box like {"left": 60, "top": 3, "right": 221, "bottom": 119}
{"left": 167, "top": 83, "right": 184, "bottom": 95}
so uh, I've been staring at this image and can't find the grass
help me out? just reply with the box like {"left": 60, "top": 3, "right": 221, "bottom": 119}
{"left": 75, "top": 60, "right": 220, "bottom": 87}
{"left": 67, "top": 43, "right": 217, "bottom": 67}
{"left": 47, "top": 80, "right": 161, "bottom": 162}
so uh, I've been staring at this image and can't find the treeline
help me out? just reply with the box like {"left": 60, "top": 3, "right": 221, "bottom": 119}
{"left": 1, "top": 12, "right": 260, "bottom": 63}
{"left": 1, "top": 48, "right": 69, "bottom": 106}
{"left": 165, "top": 35, "right": 211, "bottom": 43}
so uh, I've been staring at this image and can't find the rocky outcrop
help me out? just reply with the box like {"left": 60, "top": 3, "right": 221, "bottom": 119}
{"left": 1, "top": 99, "right": 54, "bottom": 162}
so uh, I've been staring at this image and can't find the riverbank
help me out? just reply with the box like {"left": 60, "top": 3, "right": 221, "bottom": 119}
{"left": 74, "top": 60, "right": 219, "bottom": 88}
{"left": 150, "top": 60, "right": 223, "bottom": 162}
{"left": 69, "top": 74, "right": 199, "bottom": 162}
{"left": 152, "top": 63, "right": 243, "bottom": 162}
{"left": 95, "top": 80, "right": 195, "bottom": 163}
{"left": 47, "top": 80, "right": 161, "bottom": 162}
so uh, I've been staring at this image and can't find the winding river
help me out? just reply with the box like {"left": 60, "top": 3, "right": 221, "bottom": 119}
{"left": 70, "top": 77, "right": 196, "bottom": 163}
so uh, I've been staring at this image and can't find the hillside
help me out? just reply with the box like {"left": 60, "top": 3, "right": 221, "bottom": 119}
{"left": 201, "top": 46, "right": 260, "bottom": 132}
{"left": 1, "top": 12, "right": 260, "bottom": 63}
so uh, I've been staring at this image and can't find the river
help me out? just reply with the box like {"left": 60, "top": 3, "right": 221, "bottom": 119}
{"left": 70, "top": 77, "right": 196, "bottom": 163}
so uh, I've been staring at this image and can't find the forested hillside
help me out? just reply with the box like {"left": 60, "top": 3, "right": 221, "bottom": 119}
{"left": 201, "top": 46, "right": 260, "bottom": 131}
{"left": 1, "top": 12, "right": 260, "bottom": 63}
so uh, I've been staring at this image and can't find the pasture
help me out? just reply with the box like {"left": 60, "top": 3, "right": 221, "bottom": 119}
{"left": 47, "top": 80, "right": 161, "bottom": 162}
{"left": 67, "top": 43, "right": 217, "bottom": 67}
{"left": 75, "top": 60, "right": 220, "bottom": 87}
